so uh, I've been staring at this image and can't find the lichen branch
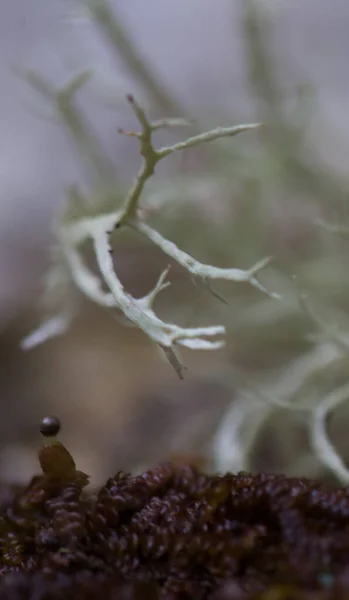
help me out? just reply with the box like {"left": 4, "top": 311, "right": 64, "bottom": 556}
{"left": 24, "top": 70, "right": 116, "bottom": 185}
{"left": 311, "top": 382, "right": 349, "bottom": 484}
{"left": 22, "top": 92, "right": 278, "bottom": 378}
{"left": 132, "top": 221, "right": 279, "bottom": 299}
{"left": 116, "top": 95, "right": 262, "bottom": 227}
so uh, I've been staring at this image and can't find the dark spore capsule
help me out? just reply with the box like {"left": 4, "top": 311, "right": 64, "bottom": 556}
{"left": 40, "top": 416, "right": 61, "bottom": 437}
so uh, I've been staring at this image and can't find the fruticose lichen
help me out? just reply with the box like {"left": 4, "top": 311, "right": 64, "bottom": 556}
{"left": 1, "top": 418, "right": 349, "bottom": 599}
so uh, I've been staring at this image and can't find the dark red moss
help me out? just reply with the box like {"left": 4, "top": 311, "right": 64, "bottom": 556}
{"left": 1, "top": 421, "right": 349, "bottom": 599}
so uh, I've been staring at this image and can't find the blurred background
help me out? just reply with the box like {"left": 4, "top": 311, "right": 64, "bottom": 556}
{"left": 1, "top": 0, "right": 349, "bottom": 486}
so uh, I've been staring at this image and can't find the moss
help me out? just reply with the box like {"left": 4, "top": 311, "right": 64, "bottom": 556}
{"left": 1, "top": 419, "right": 349, "bottom": 598}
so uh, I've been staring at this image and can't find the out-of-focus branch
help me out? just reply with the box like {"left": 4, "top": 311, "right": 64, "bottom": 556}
{"left": 311, "top": 382, "right": 349, "bottom": 484}
{"left": 25, "top": 70, "right": 116, "bottom": 186}
{"left": 85, "top": 0, "right": 184, "bottom": 116}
